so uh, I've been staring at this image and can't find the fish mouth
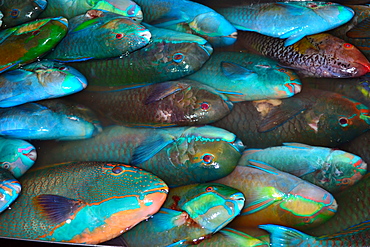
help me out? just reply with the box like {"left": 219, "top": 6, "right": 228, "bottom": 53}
{"left": 285, "top": 82, "right": 302, "bottom": 95}
{"left": 200, "top": 42, "right": 214, "bottom": 57}
{"left": 23, "top": 148, "right": 37, "bottom": 162}
{"left": 230, "top": 138, "right": 245, "bottom": 154}
{"left": 354, "top": 62, "right": 370, "bottom": 77}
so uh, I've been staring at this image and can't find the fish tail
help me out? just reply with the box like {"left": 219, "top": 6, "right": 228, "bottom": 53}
{"left": 259, "top": 224, "right": 319, "bottom": 247}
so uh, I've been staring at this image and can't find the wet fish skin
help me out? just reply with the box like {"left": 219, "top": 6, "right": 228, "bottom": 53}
{"left": 213, "top": 161, "right": 338, "bottom": 231}
{"left": 134, "top": 0, "right": 237, "bottom": 47}
{"left": 185, "top": 51, "right": 302, "bottom": 102}
{"left": 34, "top": 125, "right": 244, "bottom": 187}
{"left": 71, "top": 79, "right": 233, "bottom": 127}
{"left": 0, "top": 60, "right": 87, "bottom": 107}
{"left": 0, "top": 161, "right": 169, "bottom": 244}
{"left": 71, "top": 24, "right": 213, "bottom": 89}
{"left": 121, "top": 183, "right": 245, "bottom": 246}
{"left": 47, "top": 10, "right": 151, "bottom": 62}
{"left": 0, "top": 99, "right": 102, "bottom": 140}
{"left": 0, "top": 167, "right": 21, "bottom": 214}
{"left": 216, "top": 2, "right": 354, "bottom": 46}
{"left": 241, "top": 143, "right": 367, "bottom": 193}
{"left": 0, "top": 17, "right": 68, "bottom": 73}
{"left": 0, "top": 0, "right": 47, "bottom": 29}
{"left": 239, "top": 31, "right": 370, "bottom": 78}
{"left": 212, "top": 88, "right": 370, "bottom": 148}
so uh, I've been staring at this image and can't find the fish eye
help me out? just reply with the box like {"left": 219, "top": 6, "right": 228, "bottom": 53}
{"left": 32, "top": 30, "right": 40, "bottom": 36}
{"left": 116, "top": 33, "right": 124, "bottom": 39}
{"left": 303, "top": 217, "right": 311, "bottom": 223}
{"left": 112, "top": 166, "right": 123, "bottom": 174}
{"left": 2, "top": 163, "right": 10, "bottom": 170}
{"left": 343, "top": 43, "right": 353, "bottom": 49}
{"left": 278, "top": 68, "right": 287, "bottom": 72}
{"left": 205, "top": 186, "right": 214, "bottom": 192}
{"left": 342, "top": 178, "right": 350, "bottom": 184}
{"left": 202, "top": 154, "right": 214, "bottom": 164}
{"left": 10, "top": 9, "right": 19, "bottom": 18}
{"left": 338, "top": 117, "right": 349, "bottom": 127}
{"left": 173, "top": 53, "right": 184, "bottom": 63}
{"left": 200, "top": 102, "right": 210, "bottom": 111}
{"left": 308, "top": 3, "right": 317, "bottom": 8}
{"left": 59, "top": 66, "right": 68, "bottom": 71}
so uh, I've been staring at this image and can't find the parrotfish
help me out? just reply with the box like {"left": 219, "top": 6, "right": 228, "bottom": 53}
{"left": 241, "top": 143, "right": 367, "bottom": 193}
{"left": 308, "top": 172, "right": 370, "bottom": 236}
{"left": 34, "top": 125, "right": 244, "bottom": 187}
{"left": 216, "top": 2, "right": 354, "bottom": 46}
{"left": 212, "top": 88, "right": 370, "bottom": 148}
{"left": 213, "top": 161, "right": 338, "bottom": 230}
{"left": 70, "top": 79, "right": 233, "bottom": 127}
{"left": 71, "top": 24, "right": 213, "bottom": 90}
{"left": 0, "top": 0, "right": 47, "bottom": 29}
{"left": 0, "top": 99, "right": 102, "bottom": 140}
{"left": 0, "top": 17, "right": 68, "bottom": 73}
{"left": 0, "top": 168, "right": 21, "bottom": 214}
{"left": 133, "top": 0, "right": 237, "bottom": 47}
{"left": 239, "top": 31, "right": 370, "bottom": 78}
{"left": 121, "top": 183, "right": 245, "bottom": 246}
{"left": 261, "top": 223, "right": 369, "bottom": 247}
{"left": 47, "top": 10, "right": 151, "bottom": 62}
{"left": 0, "top": 161, "right": 169, "bottom": 244}
{"left": 0, "top": 60, "right": 87, "bottom": 107}
{"left": 185, "top": 51, "right": 302, "bottom": 102}
{"left": 190, "top": 227, "right": 269, "bottom": 247}
{"left": 39, "top": 0, "right": 143, "bottom": 21}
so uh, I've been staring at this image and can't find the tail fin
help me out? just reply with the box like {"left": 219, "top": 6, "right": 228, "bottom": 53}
{"left": 259, "top": 224, "right": 316, "bottom": 247}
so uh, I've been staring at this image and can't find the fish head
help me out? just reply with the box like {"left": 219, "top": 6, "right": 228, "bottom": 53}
{"left": 188, "top": 11, "right": 237, "bottom": 47}
{"left": 172, "top": 183, "right": 245, "bottom": 233}
{"left": 0, "top": 138, "right": 36, "bottom": 178}
{"left": 319, "top": 150, "right": 367, "bottom": 192}
{"left": 277, "top": 181, "right": 337, "bottom": 230}
{"left": 167, "top": 126, "right": 243, "bottom": 183}
{"left": 97, "top": 0, "right": 143, "bottom": 22}
{"left": 271, "top": 66, "right": 302, "bottom": 98}
{"left": 306, "top": 33, "right": 370, "bottom": 78}
{"left": 310, "top": 2, "right": 354, "bottom": 27}
{"left": 171, "top": 80, "right": 233, "bottom": 125}
{"left": 0, "top": 0, "right": 47, "bottom": 29}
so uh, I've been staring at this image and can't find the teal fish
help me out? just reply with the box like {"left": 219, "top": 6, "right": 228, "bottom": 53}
{"left": 0, "top": 0, "right": 47, "bottom": 29}
{"left": 213, "top": 161, "right": 338, "bottom": 231}
{"left": 34, "top": 125, "right": 244, "bottom": 187}
{"left": 47, "top": 10, "right": 151, "bottom": 62}
{"left": 216, "top": 2, "right": 354, "bottom": 46}
{"left": 241, "top": 143, "right": 367, "bottom": 193}
{"left": 121, "top": 183, "right": 245, "bottom": 246}
{"left": 212, "top": 88, "right": 370, "bottom": 148}
{"left": 0, "top": 99, "right": 102, "bottom": 140}
{"left": 133, "top": 0, "right": 237, "bottom": 47}
{"left": 70, "top": 79, "right": 233, "bottom": 127}
{"left": 0, "top": 168, "right": 21, "bottom": 214}
{"left": 0, "top": 17, "right": 68, "bottom": 73}
{"left": 0, "top": 162, "right": 169, "bottom": 244}
{"left": 185, "top": 51, "right": 302, "bottom": 102}
{"left": 0, "top": 60, "right": 87, "bottom": 107}
{"left": 39, "top": 0, "right": 143, "bottom": 20}
{"left": 70, "top": 24, "right": 213, "bottom": 90}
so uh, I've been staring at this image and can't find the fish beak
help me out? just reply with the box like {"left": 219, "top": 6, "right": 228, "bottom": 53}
{"left": 23, "top": 148, "right": 37, "bottom": 162}
{"left": 201, "top": 42, "right": 214, "bottom": 57}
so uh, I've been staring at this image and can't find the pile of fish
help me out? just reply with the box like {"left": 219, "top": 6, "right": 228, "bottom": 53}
{"left": 0, "top": 0, "right": 369, "bottom": 246}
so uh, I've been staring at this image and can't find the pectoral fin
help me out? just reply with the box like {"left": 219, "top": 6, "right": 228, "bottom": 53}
{"left": 221, "top": 62, "right": 255, "bottom": 81}
{"left": 145, "top": 81, "right": 188, "bottom": 104}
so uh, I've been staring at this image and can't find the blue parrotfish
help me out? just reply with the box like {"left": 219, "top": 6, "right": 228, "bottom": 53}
{"left": 47, "top": 10, "right": 151, "bottom": 62}
{"left": 216, "top": 1, "right": 354, "bottom": 46}
{"left": 0, "top": 60, "right": 87, "bottom": 107}
{"left": 133, "top": 0, "right": 238, "bottom": 47}
{"left": 0, "top": 162, "right": 169, "bottom": 244}
{"left": 70, "top": 79, "right": 233, "bottom": 127}
{"left": 213, "top": 160, "right": 338, "bottom": 231}
{"left": 185, "top": 51, "right": 301, "bottom": 102}
{"left": 0, "top": 99, "right": 102, "bottom": 140}
{"left": 39, "top": 0, "right": 143, "bottom": 21}
{"left": 241, "top": 143, "right": 367, "bottom": 193}
{"left": 0, "top": 0, "right": 48, "bottom": 29}
{"left": 34, "top": 125, "right": 244, "bottom": 187}
{"left": 70, "top": 23, "right": 213, "bottom": 90}
{"left": 0, "top": 16, "right": 68, "bottom": 73}
{"left": 121, "top": 183, "right": 245, "bottom": 246}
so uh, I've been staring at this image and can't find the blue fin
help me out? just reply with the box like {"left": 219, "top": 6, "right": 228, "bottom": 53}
{"left": 282, "top": 142, "right": 313, "bottom": 149}
{"left": 151, "top": 208, "right": 187, "bottom": 232}
{"left": 221, "top": 62, "right": 255, "bottom": 81}
{"left": 259, "top": 224, "right": 316, "bottom": 246}
{"left": 283, "top": 34, "right": 306, "bottom": 47}
{"left": 145, "top": 81, "right": 187, "bottom": 104}
{"left": 166, "top": 239, "right": 187, "bottom": 246}
{"left": 347, "top": 18, "right": 370, "bottom": 39}
{"left": 149, "top": 10, "right": 188, "bottom": 27}
{"left": 33, "top": 194, "right": 84, "bottom": 224}
{"left": 131, "top": 134, "right": 175, "bottom": 165}
{"left": 246, "top": 160, "right": 279, "bottom": 175}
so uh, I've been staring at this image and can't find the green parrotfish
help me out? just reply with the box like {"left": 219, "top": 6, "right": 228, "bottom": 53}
{"left": 34, "top": 125, "right": 244, "bottom": 187}
{"left": 0, "top": 162, "right": 169, "bottom": 244}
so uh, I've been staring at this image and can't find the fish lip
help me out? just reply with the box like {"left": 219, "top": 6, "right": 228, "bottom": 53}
{"left": 23, "top": 148, "right": 37, "bottom": 162}
{"left": 200, "top": 42, "right": 213, "bottom": 57}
